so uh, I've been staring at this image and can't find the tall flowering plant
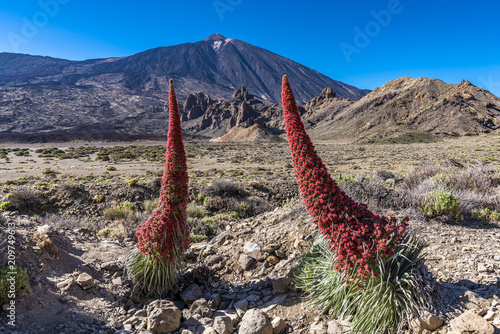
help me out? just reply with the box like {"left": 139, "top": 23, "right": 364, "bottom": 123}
{"left": 281, "top": 75, "right": 407, "bottom": 278}
{"left": 126, "top": 79, "right": 190, "bottom": 295}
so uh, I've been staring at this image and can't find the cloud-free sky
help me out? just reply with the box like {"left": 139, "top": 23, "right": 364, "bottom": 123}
{"left": 1, "top": 0, "right": 499, "bottom": 95}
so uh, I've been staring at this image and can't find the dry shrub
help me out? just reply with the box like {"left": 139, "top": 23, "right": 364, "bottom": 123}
{"left": 33, "top": 231, "right": 59, "bottom": 255}
{"left": 399, "top": 162, "right": 499, "bottom": 221}
{"left": 375, "top": 169, "right": 395, "bottom": 181}
{"left": 144, "top": 198, "right": 159, "bottom": 215}
{"left": 8, "top": 187, "right": 45, "bottom": 213}
{"left": 187, "top": 203, "right": 205, "bottom": 218}
{"left": 205, "top": 178, "right": 241, "bottom": 197}
{"left": 204, "top": 196, "right": 240, "bottom": 213}
{"left": 401, "top": 163, "right": 447, "bottom": 190}
{"left": 242, "top": 196, "right": 272, "bottom": 217}
{"left": 149, "top": 177, "right": 162, "bottom": 193}
{"left": 444, "top": 164, "right": 492, "bottom": 193}
{"left": 56, "top": 182, "right": 84, "bottom": 198}
{"left": 103, "top": 201, "right": 135, "bottom": 221}
{"left": 40, "top": 213, "right": 85, "bottom": 230}
{"left": 102, "top": 201, "right": 146, "bottom": 239}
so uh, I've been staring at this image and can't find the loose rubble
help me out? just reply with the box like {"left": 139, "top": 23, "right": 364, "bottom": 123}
{"left": 1, "top": 197, "right": 500, "bottom": 333}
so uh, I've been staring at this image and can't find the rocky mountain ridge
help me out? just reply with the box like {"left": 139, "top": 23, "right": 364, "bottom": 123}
{"left": 186, "top": 77, "right": 500, "bottom": 143}
{"left": 0, "top": 66, "right": 499, "bottom": 142}
{"left": 302, "top": 77, "right": 500, "bottom": 143}
{"left": 0, "top": 34, "right": 366, "bottom": 105}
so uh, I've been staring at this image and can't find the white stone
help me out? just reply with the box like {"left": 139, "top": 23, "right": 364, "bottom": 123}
{"left": 76, "top": 272, "right": 94, "bottom": 289}
{"left": 244, "top": 242, "right": 264, "bottom": 261}
{"left": 271, "top": 317, "right": 286, "bottom": 334}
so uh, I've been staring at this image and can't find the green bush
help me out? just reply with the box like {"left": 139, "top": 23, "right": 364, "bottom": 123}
{"left": 491, "top": 210, "right": 500, "bottom": 221}
{"left": 0, "top": 201, "right": 12, "bottom": 211}
{"left": 0, "top": 267, "right": 29, "bottom": 302}
{"left": 42, "top": 168, "right": 59, "bottom": 177}
{"left": 227, "top": 210, "right": 239, "bottom": 221}
{"left": 127, "top": 178, "right": 139, "bottom": 187}
{"left": 187, "top": 203, "right": 205, "bottom": 218}
{"left": 473, "top": 208, "right": 500, "bottom": 225}
{"left": 421, "top": 191, "right": 462, "bottom": 222}
{"left": 189, "top": 234, "right": 208, "bottom": 243}
{"left": 97, "top": 226, "right": 112, "bottom": 238}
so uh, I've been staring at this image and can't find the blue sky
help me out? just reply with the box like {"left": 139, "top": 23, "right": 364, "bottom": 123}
{"left": 0, "top": 0, "right": 499, "bottom": 96}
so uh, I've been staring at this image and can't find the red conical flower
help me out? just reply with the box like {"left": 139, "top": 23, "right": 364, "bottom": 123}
{"left": 135, "top": 79, "right": 190, "bottom": 263}
{"left": 281, "top": 75, "right": 407, "bottom": 277}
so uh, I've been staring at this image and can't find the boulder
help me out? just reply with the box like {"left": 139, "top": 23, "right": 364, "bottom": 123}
{"left": 146, "top": 300, "right": 181, "bottom": 333}
{"left": 271, "top": 317, "right": 286, "bottom": 334}
{"left": 239, "top": 253, "right": 256, "bottom": 271}
{"left": 272, "top": 277, "right": 292, "bottom": 293}
{"left": 234, "top": 299, "right": 249, "bottom": 318}
{"left": 180, "top": 284, "right": 204, "bottom": 305}
{"left": 410, "top": 313, "right": 444, "bottom": 333}
{"left": 239, "top": 309, "right": 273, "bottom": 334}
{"left": 310, "top": 320, "right": 326, "bottom": 334}
{"left": 450, "top": 310, "right": 494, "bottom": 334}
{"left": 213, "top": 310, "right": 239, "bottom": 326}
{"left": 37, "top": 225, "right": 53, "bottom": 234}
{"left": 101, "top": 260, "right": 123, "bottom": 271}
{"left": 327, "top": 320, "right": 342, "bottom": 334}
{"left": 244, "top": 242, "right": 264, "bottom": 261}
{"left": 189, "top": 298, "right": 213, "bottom": 318}
{"left": 212, "top": 316, "right": 233, "bottom": 334}
{"left": 76, "top": 272, "right": 94, "bottom": 289}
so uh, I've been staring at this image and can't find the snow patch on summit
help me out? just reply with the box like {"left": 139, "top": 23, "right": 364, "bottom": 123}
{"left": 213, "top": 40, "right": 223, "bottom": 51}
{"left": 212, "top": 38, "right": 234, "bottom": 51}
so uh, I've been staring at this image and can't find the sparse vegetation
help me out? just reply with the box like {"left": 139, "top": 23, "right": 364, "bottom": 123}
{"left": 93, "top": 194, "right": 104, "bottom": 203}
{"left": 189, "top": 233, "right": 208, "bottom": 243}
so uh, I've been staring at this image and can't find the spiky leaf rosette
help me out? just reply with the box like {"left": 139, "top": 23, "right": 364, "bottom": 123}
{"left": 281, "top": 75, "right": 407, "bottom": 277}
{"left": 295, "top": 235, "right": 428, "bottom": 334}
{"left": 126, "top": 79, "right": 190, "bottom": 296}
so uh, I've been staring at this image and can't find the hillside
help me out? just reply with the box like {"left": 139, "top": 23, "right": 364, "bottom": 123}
{"left": 304, "top": 77, "right": 500, "bottom": 143}
{"left": 0, "top": 34, "right": 366, "bottom": 105}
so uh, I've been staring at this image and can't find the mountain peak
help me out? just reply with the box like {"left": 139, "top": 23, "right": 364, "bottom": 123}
{"left": 203, "top": 33, "right": 227, "bottom": 42}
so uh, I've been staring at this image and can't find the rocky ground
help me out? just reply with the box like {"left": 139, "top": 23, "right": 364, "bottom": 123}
{"left": 0, "top": 194, "right": 499, "bottom": 334}
{"left": 0, "top": 140, "right": 499, "bottom": 333}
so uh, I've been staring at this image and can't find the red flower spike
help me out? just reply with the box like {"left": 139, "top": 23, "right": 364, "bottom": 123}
{"left": 281, "top": 75, "right": 408, "bottom": 278}
{"left": 135, "top": 79, "right": 190, "bottom": 262}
